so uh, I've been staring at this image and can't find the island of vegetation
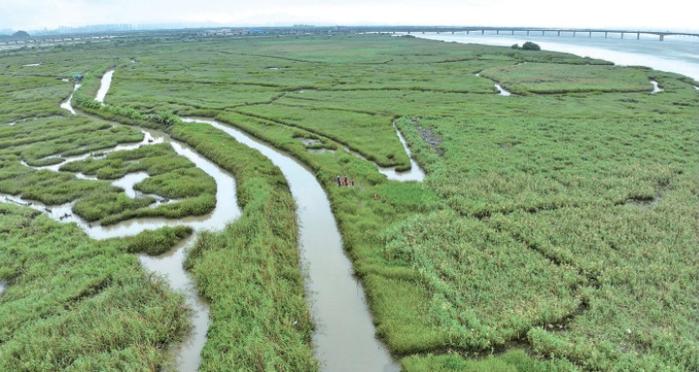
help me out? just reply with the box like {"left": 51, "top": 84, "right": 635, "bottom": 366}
{"left": 511, "top": 41, "right": 541, "bottom": 50}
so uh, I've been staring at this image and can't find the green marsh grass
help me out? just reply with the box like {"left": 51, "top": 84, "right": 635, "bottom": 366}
{"left": 171, "top": 122, "right": 317, "bottom": 371}
{"left": 0, "top": 204, "right": 190, "bottom": 370}
{"left": 1, "top": 33, "right": 697, "bottom": 370}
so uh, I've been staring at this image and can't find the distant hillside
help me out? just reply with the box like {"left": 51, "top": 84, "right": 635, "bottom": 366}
{"left": 0, "top": 31, "right": 32, "bottom": 41}
{"left": 12, "top": 30, "right": 30, "bottom": 38}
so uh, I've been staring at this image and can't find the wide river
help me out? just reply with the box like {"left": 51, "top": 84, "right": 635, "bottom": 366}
{"left": 418, "top": 33, "right": 699, "bottom": 81}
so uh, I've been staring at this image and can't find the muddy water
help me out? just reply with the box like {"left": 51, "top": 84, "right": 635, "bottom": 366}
{"left": 60, "top": 83, "right": 81, "bottom": 115}
{"left": 475, "top": 72, "right": 511, "bottom": 97}
{"left": 139, "top": 236, "right": 209, "bottom": 372}
{"left": 111, "top": 172, "right": 149, "bottom": 198}
{"left": 88, "top": 70, "right": 243, "bottom": 372}
{"left": 182, "top": 118, "right": 399, "bottom": 372}
{"left": 21, "top": 130, "right": 163, "bottom": 173}
{"left": 5, "top": 139, "right": 237, "bottom": 372}
{"left": 495, "top": 83, "right": 512, "bottom": 96}
{"left": 11, "top": 132, "right": 240, "bottom": 238}
{"left": 1, "top": 160, "right": 227, "bottom": 372}
{"left": 95, "top": 69, "right": 114, "bottom": 103}
{"left": 335, "top": 121, "right": 425, "bottom": 182}
{"left": 1, "top": 71, "right": 243, "bottom": 371}
{"left": 90, "top": 71, "right": 240, "bottom": 372}
{"left": 377, "top": 123, "right": 426, "bottom": 182}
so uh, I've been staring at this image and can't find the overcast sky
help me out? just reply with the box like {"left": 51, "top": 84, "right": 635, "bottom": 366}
{"left": 2, "top": 0, "right": 697, "bottom": 32}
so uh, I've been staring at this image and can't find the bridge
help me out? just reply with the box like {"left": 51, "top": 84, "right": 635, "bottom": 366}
{"left": 353, "top": 26, "right": 699, "bottom": 41}
{"left": 1, "top": 26, "right": 697, "bottom": 48}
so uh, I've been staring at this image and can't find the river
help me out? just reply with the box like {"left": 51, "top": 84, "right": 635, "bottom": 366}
{"left": 418, "top": 33, "right": 699, "bottom": 81}
{"left": 182, "top": 118, "right": 401, "bottom": 371}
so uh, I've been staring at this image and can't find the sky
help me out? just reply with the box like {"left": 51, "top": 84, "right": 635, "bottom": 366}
{"left": 1, "top": 0, "right": 697, "bottom": 32}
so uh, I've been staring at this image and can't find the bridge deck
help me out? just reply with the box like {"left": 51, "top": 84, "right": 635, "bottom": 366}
{"left": 2, "top": 26, "right": 697, "bottom": 46}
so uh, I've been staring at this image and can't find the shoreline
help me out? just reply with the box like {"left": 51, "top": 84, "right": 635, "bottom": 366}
{"left": 416, "top": 33, "right": 699, "bottom": 82}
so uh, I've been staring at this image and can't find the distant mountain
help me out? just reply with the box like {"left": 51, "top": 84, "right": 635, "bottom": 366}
{"left": 12, "top": 30, "right": 30, "bottom": 38}
{"left": 0, "top": 30, "right": 31, "bottom": 39}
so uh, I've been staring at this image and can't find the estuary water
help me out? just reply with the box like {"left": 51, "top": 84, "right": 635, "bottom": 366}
{"left": 418, "top": 33, "right": 699, "bottom": 81}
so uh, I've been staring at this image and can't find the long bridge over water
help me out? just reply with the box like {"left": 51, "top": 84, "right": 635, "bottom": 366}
{"left": 380, "top": 26, "right": 699, "bottom": 41}
{"left": 2, "top": 26, "right": 697, "bottom": 48}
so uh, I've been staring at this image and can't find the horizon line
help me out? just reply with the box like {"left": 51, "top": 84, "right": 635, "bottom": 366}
{"left": 6, "top": 23, "right": 699, "bottom": 35}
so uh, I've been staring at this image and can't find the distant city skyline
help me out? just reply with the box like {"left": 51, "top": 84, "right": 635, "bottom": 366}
{"left": 2, "top": 0, "right": 697, "bottom": 33}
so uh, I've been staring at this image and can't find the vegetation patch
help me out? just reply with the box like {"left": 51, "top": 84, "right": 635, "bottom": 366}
{"left": 379, "top": 210, "right": 581, "bottom": 353}
{"left": 401, "top": 349, "right": 576, "bottom": 372}
{"left": 0, "top": 204, "right": 189, "bottom": 370}
{"left": 480, "top": 63, "right": 654, "bottom": 94}
{"left": 123, "top": 225, "right": 192, "bottom": 255}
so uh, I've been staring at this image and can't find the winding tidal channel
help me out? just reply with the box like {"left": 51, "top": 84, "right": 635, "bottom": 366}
{"left": 4, "top": 70, "right": 241, "bottom": 371}
{"left": 182, "top": 118, "right": 405, "bottom": 371}
{"left": 3, "top": 68, "right": 427, "bottom": 371}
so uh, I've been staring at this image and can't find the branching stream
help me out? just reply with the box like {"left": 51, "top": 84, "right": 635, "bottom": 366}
{"left": 2, "top": 70, "right": 240, "bottom": 371}
{"left": 2, "top": 66, "right": 428, "bottom": 371}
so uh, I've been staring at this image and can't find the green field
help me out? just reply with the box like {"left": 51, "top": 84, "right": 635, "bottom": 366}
{"left": 0, "top": 204, "right": 191, "bottom": 370}
{"left": 0, "top": 34, "right": 697, "bottom": 371}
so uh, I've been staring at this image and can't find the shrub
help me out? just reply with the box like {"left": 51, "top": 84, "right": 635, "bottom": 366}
{"left": 522, "top": 41, "right": 542, "bottom": 51}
